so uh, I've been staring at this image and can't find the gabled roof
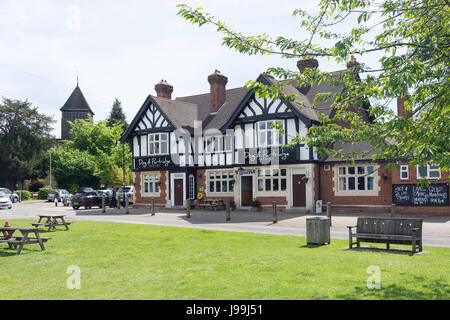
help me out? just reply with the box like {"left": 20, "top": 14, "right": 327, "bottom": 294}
{"left": 60, "top": 85, "right": 94, "bottom": 114}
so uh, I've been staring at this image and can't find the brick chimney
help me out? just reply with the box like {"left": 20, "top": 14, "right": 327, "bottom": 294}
{"left": 397, "top": 94, "right": 411, "bottom": 118}
{"left": 208, "top": 70, "right": 228, "bottom": 113}
{"left": 346, "top": 55, "right": 359, "bottom": 70}
{"left": 297, "top": 58, "right": 318, "bottom": 74}
{"left": 155, "top": 80, "right": 173, "bottom": 99}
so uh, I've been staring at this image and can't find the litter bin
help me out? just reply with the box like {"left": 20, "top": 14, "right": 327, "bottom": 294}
{"left": 306, "top": 217, "right": 330, "bottom": 245}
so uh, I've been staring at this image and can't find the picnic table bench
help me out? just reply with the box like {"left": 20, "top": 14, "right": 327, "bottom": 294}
{"left": 347, "top": 217, "right": 423, "bottom": 255}
{"left": 197, "top": 199, "right": 226, "bottom": 211}
{"left": 0, "top": 226, "right": 51, "bottom": 255}
{"left": 31, "top": 214, "right": 72, "bottom": 231}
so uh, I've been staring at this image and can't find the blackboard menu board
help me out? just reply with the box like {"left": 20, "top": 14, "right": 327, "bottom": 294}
{"left": 392, "top": 183, "right": 449, "bottom": 206}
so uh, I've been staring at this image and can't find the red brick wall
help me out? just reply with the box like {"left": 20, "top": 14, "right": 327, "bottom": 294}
{"left": 391, "top": 163, "right": 449, "bottom": 216}
{"left": 134, "top": 170, "right": 168, "bottom": 208}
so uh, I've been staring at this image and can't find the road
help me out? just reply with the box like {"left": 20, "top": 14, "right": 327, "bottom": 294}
{"left": 1, "top": 200, "right": 450, "bottom": 247}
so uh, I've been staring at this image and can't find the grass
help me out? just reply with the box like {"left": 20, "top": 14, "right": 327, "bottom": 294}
{"left": 0, "top": 219, "right": 449, "bottom": 300}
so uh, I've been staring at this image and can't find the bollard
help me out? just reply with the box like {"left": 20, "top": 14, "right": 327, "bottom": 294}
{"left": 102, "top": 196, "right": 105, "bottom": 213}
{"left": 326, "top": 202, "right": 332, "bottom": 226}
{"left": 226, "top": 200, "right": 231, "bottom": 222}
{"left": 117, "top": 195, "right": 120, "bottom": 209}
{"left": 19, "top": 192, "right": 21, "bottom": 203}
{"left": 186, "top": 199, "right": 191, "bottom": 218}
{"left": 390, "top": 204, "right": 396, "bottom": 217}
{"left": 151, "top": 198, "right": 155, "bottom": 216}
{"left": 272, "top": 201, "right": 277, "bottom": 224}
{"left": 125, "top": 196, "right": 129, "bottom": 214}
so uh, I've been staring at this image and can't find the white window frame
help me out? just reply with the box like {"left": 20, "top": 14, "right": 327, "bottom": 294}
{"left": 337, "top": 165, "right": 376, "bottom": 192}
{"left": 257, "top": 168, "right": 287, "bottom": 192}
{"left": 257, "top": 120, "right": 285, "bottom": 148}
{"left": 205, "top": 136, "right": 232, "bottom": 153}
{"left": 207, "top": 171, "right": 235, "bottom": 193}
{"left": 400, "top": 165, "right": 409, "bottom": 180}
{"left": 417, "top": 165, "right": 441, "bottom": 179}
{"left": 142, "top": 173, "right": 160, "bottom": 195}
{"left": 148, "top": 132, "right": 169, "bottom": 155}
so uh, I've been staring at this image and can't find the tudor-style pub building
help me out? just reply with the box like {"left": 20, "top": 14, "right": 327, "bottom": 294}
{"left": 121, "top": 59, "right": 449, "bottom": 216}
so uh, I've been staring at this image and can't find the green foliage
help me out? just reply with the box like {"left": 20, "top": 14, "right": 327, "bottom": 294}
{"left": 27, "top": 178, "right": 45, "bottom": 192}
{"left": 38, "top": 187, "right": 53, "bottom": 200}
{"left": 177, "top": 1, "right": 450, "bottom": 172}
{"left": 107, "top": 98, "right": 128, "bottom": 129}
{"left": 250, "top": 199, "right": 261, "bottom": 207}
{"left": 51, "top": 116, "right": 132, "bottom": 190}
{"left": 0, "top": 97, "right": 55, "bottom": 189}
{"left": 14, "top": 190, "right": 31, "bottom": 200}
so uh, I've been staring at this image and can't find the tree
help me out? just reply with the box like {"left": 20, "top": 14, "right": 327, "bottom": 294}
{"left": 177, "top": 1, "right": 450, "bottom": 172}
{"left": 0, "top": 97, "right": 55, "bottom": 189}
{"left": 107, "top": 98, "right": 128, "bottom": 129}
{"left": 51, "top": 115, "right": 132, "bottom": 190}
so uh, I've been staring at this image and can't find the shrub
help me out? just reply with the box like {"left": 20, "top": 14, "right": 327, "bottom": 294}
{"left": 250, "top": 199, "right": 261, "bottom": 207}
{"left": 14, "top": 190, "right": 31, "bottom": 201}
{"left": 28, "top": 179, "right": 45, "bottom": 192}
{"left": 38, "top": 187, "right": 53, "bottom": 200}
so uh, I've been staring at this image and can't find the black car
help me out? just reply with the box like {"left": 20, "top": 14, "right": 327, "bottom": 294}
{"left": 71, "top": 190, "right": 104, "bottom": 210}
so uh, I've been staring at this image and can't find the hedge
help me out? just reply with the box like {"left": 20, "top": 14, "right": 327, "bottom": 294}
{"left": 14, "top": 190, "right": 31, "bottom": 201}
{"left": 38, "top": 187, "right": 53, "bottom": 200}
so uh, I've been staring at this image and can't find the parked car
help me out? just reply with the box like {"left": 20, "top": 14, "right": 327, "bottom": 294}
{"left": 117, "top": 186, "right": 135, "bottom": 206}
{"left": 71, "top": 190, "right": 104, "bottom": 210}
{"left": 47, "top": 189, "right": 72, "bottom": 202}
{"left": 0, "top": 191, "right": 12, "bottom": 209}
{"left": 76, "top": 187, "right": 94, "bottom": 193}
{"left": 0, "top": 188, "right": 19, "bottom": 203}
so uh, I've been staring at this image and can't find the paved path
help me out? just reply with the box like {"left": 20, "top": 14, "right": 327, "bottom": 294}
{"left": 2, "top": 201, "right": 450, "bottom": 247}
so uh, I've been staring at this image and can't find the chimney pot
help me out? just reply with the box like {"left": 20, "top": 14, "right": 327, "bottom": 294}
{"left": 208, "top": 70, "right": 228, "bottom": 113}
{"left": 297, "top": 58, "right": 319, "bottom": 74}
{"left": 155, "top": 80, "right": 173, "bottom": 99}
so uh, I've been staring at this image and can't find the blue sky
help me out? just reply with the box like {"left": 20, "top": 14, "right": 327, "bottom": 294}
{"left": 0, "top": 0, "right": 384, "bottom": 138}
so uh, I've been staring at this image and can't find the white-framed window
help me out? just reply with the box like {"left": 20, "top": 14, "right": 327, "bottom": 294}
{"left": 400, "top": 165, "right": 409, "bottom": 180}
{"left": 208, "top": 171, "right": 235, "bottom": 193}
{"left": 148, "top": 133, "right": 168, "bottom": 155}
{"left": 338, "top": 165, "right": 375, "bottom": 192}
{"left": 417, "top": 165, "right": 441, "bottom": 179}
{"left": 205, "top": 136, "right": 232, "bottom": 153}
{"left": 257, "top": 120, "right": 284, "bottom": 147}
{"left": 143, "top": 173, "right": 160, "bottom": 194}
{"left": 188, "top": 174, "right": 195, "bottom": 199}
{"left": 257, "top": 168, "right": 287, "bottom": 192}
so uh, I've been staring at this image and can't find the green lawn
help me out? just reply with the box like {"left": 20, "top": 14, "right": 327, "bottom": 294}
{"left": 0, "top": 220, "right": 448, "bottom": 299}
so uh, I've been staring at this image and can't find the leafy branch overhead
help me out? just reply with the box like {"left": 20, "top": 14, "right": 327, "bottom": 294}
{"left": 177, "top": 1, "right": 450, "bottom": 172}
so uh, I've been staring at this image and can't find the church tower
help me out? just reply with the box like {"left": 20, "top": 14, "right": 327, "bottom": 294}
{"left": 60, "top": 84, "right": 94, "bottom": 140}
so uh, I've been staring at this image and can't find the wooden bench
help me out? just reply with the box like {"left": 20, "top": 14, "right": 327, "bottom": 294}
{"left": 0, "top": 227, "right": 51, "bottom": 255}
{"left": 347, "top": 217, "right": 423, "bottom": 255}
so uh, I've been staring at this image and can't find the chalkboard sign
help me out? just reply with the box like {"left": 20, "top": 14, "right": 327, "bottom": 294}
{"left": 392, "top": 183, "right": 449, "bottom": 206}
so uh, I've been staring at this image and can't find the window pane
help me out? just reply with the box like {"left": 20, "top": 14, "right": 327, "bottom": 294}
{"left": 265, "top": 178, "right": 271, "bottom": 191}
{"left": 357, "top": 166, "right": 365, "bottom": 175}
{"left": 280, "top": 169, "right": 287, "bottom": 176}
{"left": 161, "top": 142, "right": 168, "bottom": 154}
{"left": 161, "top": 133, "right": 167, "bottom": 141}
{"left": 210, "top": 181, "right": 214, "bottom": 193}
{"left": 367, "top": 166, "right": 375, "bottom": 174}
{"left": 222, "top": 181, "right": 227, "bottom": 192}
{"left": 367, "top": 177, "right": 374, "bottom": 190}
{"left": 357, "top": 177, "right": 365, "bottom": 190}
{"left": 258, "top": 170, "right": 264, "bottom": 177}
{"left": 149, "top": 135, "right": 154, "bottom": 142}
{"left": 216, "top": 181, "right": 221, "bottom": 192}
{"left": 155, "top": 182, "right": 159, "bottom": 193}
{"left": 222, "top": 172, "right": 227, "bottom": 179}
{"left": 229, "top": 180, "right": 235, "bottom": 192}
{"left": 401, "top": 171, "right": 408, "bottom": 179}
{"left": 280, "top": 179, "right": 286, "bottom": 191}
{"left": 259, "top": 122, "right": 265, "bottom": 130}
{"left": 273, "top": 179, "right": 279, "bottom": 191}
{"left": 418, "top": 166, "right": 427, "bottom": 178}
{"left": 339, "top": 167, "right": 346, "bottom": 175}
{"left": 149, "top": 182, "right": 154, "bottom": 193}
{"left": 429, "top": 170, "right": 440, "bottom": 178}
{"left": 144, "top": 182, "right": 149, "bottom": 193}
{"left": 267, "top": 131, "right": 272, "bottom": 146}
{"left": 273, "top": 169, "right": 279, "bottom": 176}
{"left": 348, "top": 167, "right": 355, "bottom": 175}
{"left": 259, "top": 132, "right": 266, "bottom": 146}
{"left": 155, "top": 143, "right": 160, "bottom": 154}
{"left": 339, "top": 177, "right": 346, "bottom": 191}
{"left": 215, "top": 173, "right": 221, "bottom": 179}
{"left": 348, "top": 177, "right": 355, "bottom": 190}
{"left": 265, "top": 169, "right": 270, "bottom": 176}
{"left": 258, "top": 179, "right": 264, "bottom": 191}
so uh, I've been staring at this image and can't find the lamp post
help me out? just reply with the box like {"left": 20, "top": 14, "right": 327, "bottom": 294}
{"left": 115, "top": 139, "right": 126, "bottom": 209}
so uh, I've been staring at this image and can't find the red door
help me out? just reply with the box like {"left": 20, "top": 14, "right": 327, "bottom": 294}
{"left": 174, "top": 179, "right": 184, "bottom": 206}
{"left": 292, "top": 174, "right": 306, "bottom": 207}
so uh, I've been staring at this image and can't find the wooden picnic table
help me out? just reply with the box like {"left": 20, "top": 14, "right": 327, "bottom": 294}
{"left": 0, "top": 226, "right": 50, "bottom": 255}
{"left": 199, "top": 199, "right": 226, "bottom": 211}
{"left": 31, "top": 214, "right": 72, "bottom": 232}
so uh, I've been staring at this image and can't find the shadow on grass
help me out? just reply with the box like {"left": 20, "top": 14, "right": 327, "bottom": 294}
{"left": 345, "top": 246, "right": 422, "bottom": 256}
{"left": 299, "top": 244, "right": 329, "bottom": 249}
{"left": 338, "top": 277, "right": 448, "bottom": 300}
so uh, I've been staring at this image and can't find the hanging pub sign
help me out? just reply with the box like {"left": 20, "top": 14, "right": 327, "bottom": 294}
{"left": 133, "top": 156, "right": 174, "bottom": 171}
